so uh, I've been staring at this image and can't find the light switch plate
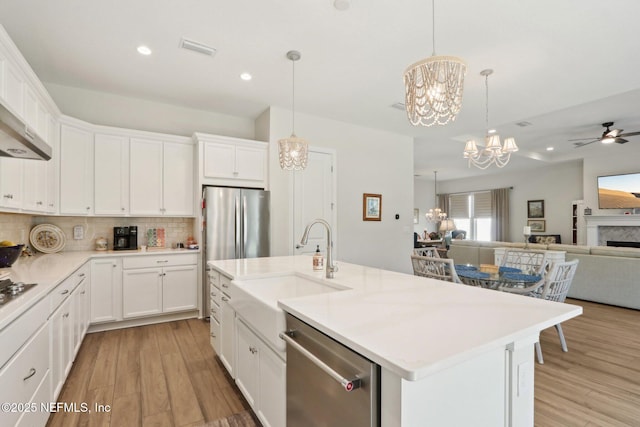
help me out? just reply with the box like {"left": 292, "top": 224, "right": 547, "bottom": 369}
{"left": 73, "top": 225, "right": 84, "bottom": 240}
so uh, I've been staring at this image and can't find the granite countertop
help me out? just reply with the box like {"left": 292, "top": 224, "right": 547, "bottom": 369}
{"left": 209, "top": 255, "right": 583, "bottom": 381}
{"left": 0, "top": 248, "right": 200, "bottom": 330}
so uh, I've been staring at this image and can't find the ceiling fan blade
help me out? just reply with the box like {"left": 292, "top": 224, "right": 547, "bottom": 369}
{"left": 568, "top": 137, "right": 597, "bottom": 142}
{"left": 618, "top": 131, "right": 640, "bottom": 137}
{"left": 614, "top": 138, "right": 629, "bottom": 144}
{"left": 605, "top": 128, "right": 623, "bottom": 137}
{"left": 573, "top": 140, "right": 598, "bottom": 147}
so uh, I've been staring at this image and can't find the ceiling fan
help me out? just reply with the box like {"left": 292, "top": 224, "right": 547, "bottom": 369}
{"left": 571, "top": 122, "right": 640, "bottom": 147}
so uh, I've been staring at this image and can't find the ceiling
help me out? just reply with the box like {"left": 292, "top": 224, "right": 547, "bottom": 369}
{"left": 2, "top": 0, "right": 640, "bottom": 181}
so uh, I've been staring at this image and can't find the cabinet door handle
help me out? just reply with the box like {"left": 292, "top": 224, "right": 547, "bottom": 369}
{"left": 221, "top": 283, "right": 229, "bottom": 288}
{"left": 210, "top": 332, "right": 216, "bottom": 338}
{"left": 23, "top": 368, "right": 37, "bottom": 381}
{"left": 157, "top": 260, "right": 169, "bottom": 263}
{"left": 61, "top": 289, "right": 70, "bottom": 295}
{"left": 80, "top": 291, "right": 86, "bottom": 295}
{"left": 221, "top": 296, "right": 229, "bottom": 302}
{"left": 78, "top": 273, "right": 85, "bottom": 277}
{"left": 63, "top": 313, "right": 70, "bottom": 318}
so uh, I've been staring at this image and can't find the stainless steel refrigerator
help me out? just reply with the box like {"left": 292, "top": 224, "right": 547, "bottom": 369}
{"left": 202, "top": 186, "right": 270, "bottom": 315}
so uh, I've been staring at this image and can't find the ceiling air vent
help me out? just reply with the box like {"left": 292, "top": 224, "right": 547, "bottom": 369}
{"left": 391, "top": 102, "right": 406, "bottom": 111}
{"left": 180, "top": 38, "right": 217, "bottom": 57}
{"left": 516, "top": 121, "right": 532, "bottom": 127}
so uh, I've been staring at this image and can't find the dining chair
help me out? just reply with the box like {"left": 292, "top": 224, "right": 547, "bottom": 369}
{"left": 499, "top": 249, "right": 549, "bottom": 276}
{"left": 499, "top": 259, "right": 580, "bottom": 364}
{"left": 411, "top": 255, "right": 461, "bottom": 284}
{"left": 412, "top": 247, "right": 440, "bottom": 258}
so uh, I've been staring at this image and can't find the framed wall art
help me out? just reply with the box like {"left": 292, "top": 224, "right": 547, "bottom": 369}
{"left": 527, "top": 219, "right": 546, "bottom": 232}
{"left": 363, "top": 193, "right": 382, "bottom": 221}
{"left": 527, "top": 200, "right": 545, "bottom": 218}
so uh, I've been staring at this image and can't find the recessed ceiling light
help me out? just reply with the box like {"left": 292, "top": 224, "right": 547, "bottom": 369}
{"left": 488, "top": 129, "right": 497, "bottom": 134}
{"left": 546, "top": 147, "right": 554, "bottom": 151}
{"left": 240, "top": 72, "right": 252, "bottom": 81}
{"left": 137, "top": 45, "right": 152, "bottom": 55}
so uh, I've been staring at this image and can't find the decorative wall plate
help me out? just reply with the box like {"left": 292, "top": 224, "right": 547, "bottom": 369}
{"left": 30, "top": 224, "right": 66, "bottom": 253}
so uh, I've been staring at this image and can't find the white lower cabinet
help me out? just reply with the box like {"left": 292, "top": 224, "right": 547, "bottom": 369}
{"left": 219, "top": 275, "right": 236, "bottom": 377}
{"left": 163, "top": 265, "right": 198, "bottom": 312}
{"left": 121, "top": 254, "right": 198, "bottom": 319}
{"left": 90, "top": 258, "right": 123, "bottom": 323}
{"left": 235, "top": 318, "right": 286, "bottom": 427}
{"left": 122, "top": 268, "right": 163, "bottom": 318}
{"left": 0, "top": 322, "right": 50, "bottom": 427}
{"left": 209, "top": 271, "right": 221, "bottom": 354}
{"left": 50, "top": 296, "right": 74, "bottom": 399}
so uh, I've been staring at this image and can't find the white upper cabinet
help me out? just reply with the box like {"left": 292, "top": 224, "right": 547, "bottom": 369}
{"left": 163, "top": 141, "right": 194, "bottom": 216}
{"left": 130, "top": 137, "right": 194, "bottom": 216}
{"left": 0, "top": 157, "right": 23, "bottom": 210}
{"left": 60, "top": 122, "right": 94, "bottom": 215}
{"left": 23, "top": 85, "right": 48, "bottom": 140}
{"left": 94, "top": 133, "right": 129, "bottom": 215}
{"left": 130, "top": 138, "right": 163, "bottom": 215}
{"left": 1, "top": 60, "right": 24, "bottom": 118}
{"left": 21, "top": 159, "right": 47, "bottom": 212}
{"left": 196, "top": 133, "right": 268, "bottom": 188}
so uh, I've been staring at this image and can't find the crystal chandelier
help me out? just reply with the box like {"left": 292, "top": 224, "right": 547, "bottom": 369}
{"left": 426, "top": 171, "right": 447, "bottom": 222}
{"left": 404, "top": 0, "right": 467, "bottom": 127}
{"left": 463, "top": 69, "right": 519, "bottom": 169}
{"left": 279, "top": 50, "right": 308, "bottom": 171}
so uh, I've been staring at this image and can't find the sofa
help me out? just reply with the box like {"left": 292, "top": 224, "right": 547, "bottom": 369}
{"left": 449, "top": 239, "right": 640, "bottom": 310}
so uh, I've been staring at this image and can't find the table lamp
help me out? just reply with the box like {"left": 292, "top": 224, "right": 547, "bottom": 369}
{"left": 439, "top": 219, "right": 456, "bottom": 249}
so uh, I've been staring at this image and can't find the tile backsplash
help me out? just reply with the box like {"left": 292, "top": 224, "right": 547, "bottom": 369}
{"left": 0, "top": 212, "right": 197, "bottom": 252}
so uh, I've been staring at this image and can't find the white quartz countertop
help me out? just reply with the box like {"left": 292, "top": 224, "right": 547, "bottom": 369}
{"left": 209, "top": 255, "right": 582, "bottom": 381}
{"left": 0, "top": 248, "right": 200, "bottom": 330}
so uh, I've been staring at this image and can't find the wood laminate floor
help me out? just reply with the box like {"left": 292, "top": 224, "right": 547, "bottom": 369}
{"left": 47, "top": 299, "right": 639, "bottom": 427}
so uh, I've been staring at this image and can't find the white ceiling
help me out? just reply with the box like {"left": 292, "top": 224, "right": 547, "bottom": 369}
{"left": 2, "top": 0, "right": 640, "bottom": 180}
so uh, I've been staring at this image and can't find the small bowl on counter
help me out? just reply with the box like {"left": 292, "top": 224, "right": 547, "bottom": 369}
{"left": 0, "top": 244, "right": 25, "bottom": 268}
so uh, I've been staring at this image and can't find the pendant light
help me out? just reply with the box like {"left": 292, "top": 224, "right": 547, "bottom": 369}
{"left": 425, "top": 171, "right": 447, "bottom": 222}
{"left": 463, "top": 69, "right": 519, "bottom": 169}
{"left": 278, "top": 50, "right": 309, "bottom": 171}
{"left": 404, "top": 0, "right": 467, "bottom": 127}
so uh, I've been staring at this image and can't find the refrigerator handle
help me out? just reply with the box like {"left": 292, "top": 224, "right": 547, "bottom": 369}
{"left": 235, "top": 195, "right": 241, "bottom": 259}
{"left": 242, "top": 195, "right": 248, "bottom": 258}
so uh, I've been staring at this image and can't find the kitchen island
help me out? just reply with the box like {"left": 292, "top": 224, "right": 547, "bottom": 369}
{"left": 209, "top": 255, "right": 582, "bottom": 427}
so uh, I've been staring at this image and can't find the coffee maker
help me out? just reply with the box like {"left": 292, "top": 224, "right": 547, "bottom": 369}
{"left": 113, "top": 226, "right": 138, "bottom": 250}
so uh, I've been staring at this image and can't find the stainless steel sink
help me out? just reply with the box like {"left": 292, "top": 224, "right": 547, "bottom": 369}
{"left": 229, "top": 274, "right": 346, "bottom": 352}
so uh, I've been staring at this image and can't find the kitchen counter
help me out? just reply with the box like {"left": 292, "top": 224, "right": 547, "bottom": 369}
{"left": 0, "top": 248, "right": 200, "bottom": 330}
{"left": 210, "top": 255, "right": 582, "bottom": 426}
{"left": 209, "top": 255, "right": 581, "bottom": 381}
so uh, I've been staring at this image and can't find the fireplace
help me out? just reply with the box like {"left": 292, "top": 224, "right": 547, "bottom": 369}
{"left": 607, "top": 241, "right": 640, "bottom": 248}
{"left": 585, "top": 215, "right": 640, "bottom": 246}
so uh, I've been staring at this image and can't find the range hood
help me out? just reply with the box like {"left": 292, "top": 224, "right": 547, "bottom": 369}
{"left": 0, "top": 102, "right": 51, "bottom": 161}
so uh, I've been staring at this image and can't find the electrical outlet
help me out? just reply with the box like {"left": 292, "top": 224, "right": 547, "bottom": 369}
{"left": 73, "top": 225, "right": 84, "bottom": 240}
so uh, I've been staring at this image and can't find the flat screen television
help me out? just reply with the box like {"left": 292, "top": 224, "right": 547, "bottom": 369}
{"left": 597, "top": 172, "right": 640, "bottom": 209}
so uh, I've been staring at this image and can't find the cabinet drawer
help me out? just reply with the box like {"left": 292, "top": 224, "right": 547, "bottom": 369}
{"left": 16, "top": 370, "right": 51, "bottom": 427}
{"left": 210, "top": 303, "right": 220, "bottom": 322}
{"left": 220, "top": 274, "right": 232, "bottom": 294}
{"left": 50, "top": 264, "right": 89, "bottom": 312}
{"left": 208, "top": 270, "right": 220, "bottom": 289}
{"left": 0, "top": 297, "right": 48, "bottom": 369}
{"left": 0, "top": 323, "right": 49, "bottom": 427}
{"left": 122, "top": 253, "right": 197, "bottom": 269}
{"left": 210, "top": 316, "right": 220, "bottom": 353}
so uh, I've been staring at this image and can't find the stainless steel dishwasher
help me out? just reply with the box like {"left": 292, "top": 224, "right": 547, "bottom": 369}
{"left": 281, "top": 313, "right": 380, "bottom": 427}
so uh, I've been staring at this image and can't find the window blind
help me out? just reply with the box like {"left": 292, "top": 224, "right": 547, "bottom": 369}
{"left": 474, "top": 191, "right": 492, "bottom": 218}
{"left": 449, "top": 194, "right": 470, "bottom": 218}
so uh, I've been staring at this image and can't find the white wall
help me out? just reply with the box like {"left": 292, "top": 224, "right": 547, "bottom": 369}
{"left": 434, "top": 160, "right": 583, "bottom": 244}
{"left": 265, "top": 107, "right": 415, "bottom": 273}
{"left": 45, "top": 83, "right": 255, "bottom": 139}
{"left": 413, "top": 178, "right": 440, "bottom": 237}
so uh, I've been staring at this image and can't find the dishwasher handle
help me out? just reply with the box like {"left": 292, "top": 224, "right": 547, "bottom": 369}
{"left": 280, "top": 331, "right": 361, "bottom": 392}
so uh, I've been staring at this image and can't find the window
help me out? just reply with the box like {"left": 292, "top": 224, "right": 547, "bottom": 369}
{"left": 449, "top": 191, "right": 492, "bottom": 241}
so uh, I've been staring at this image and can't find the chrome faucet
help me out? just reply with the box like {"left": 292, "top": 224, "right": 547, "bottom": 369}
{"left": 300, "top": 219, "right": 338, "bottom": 278}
